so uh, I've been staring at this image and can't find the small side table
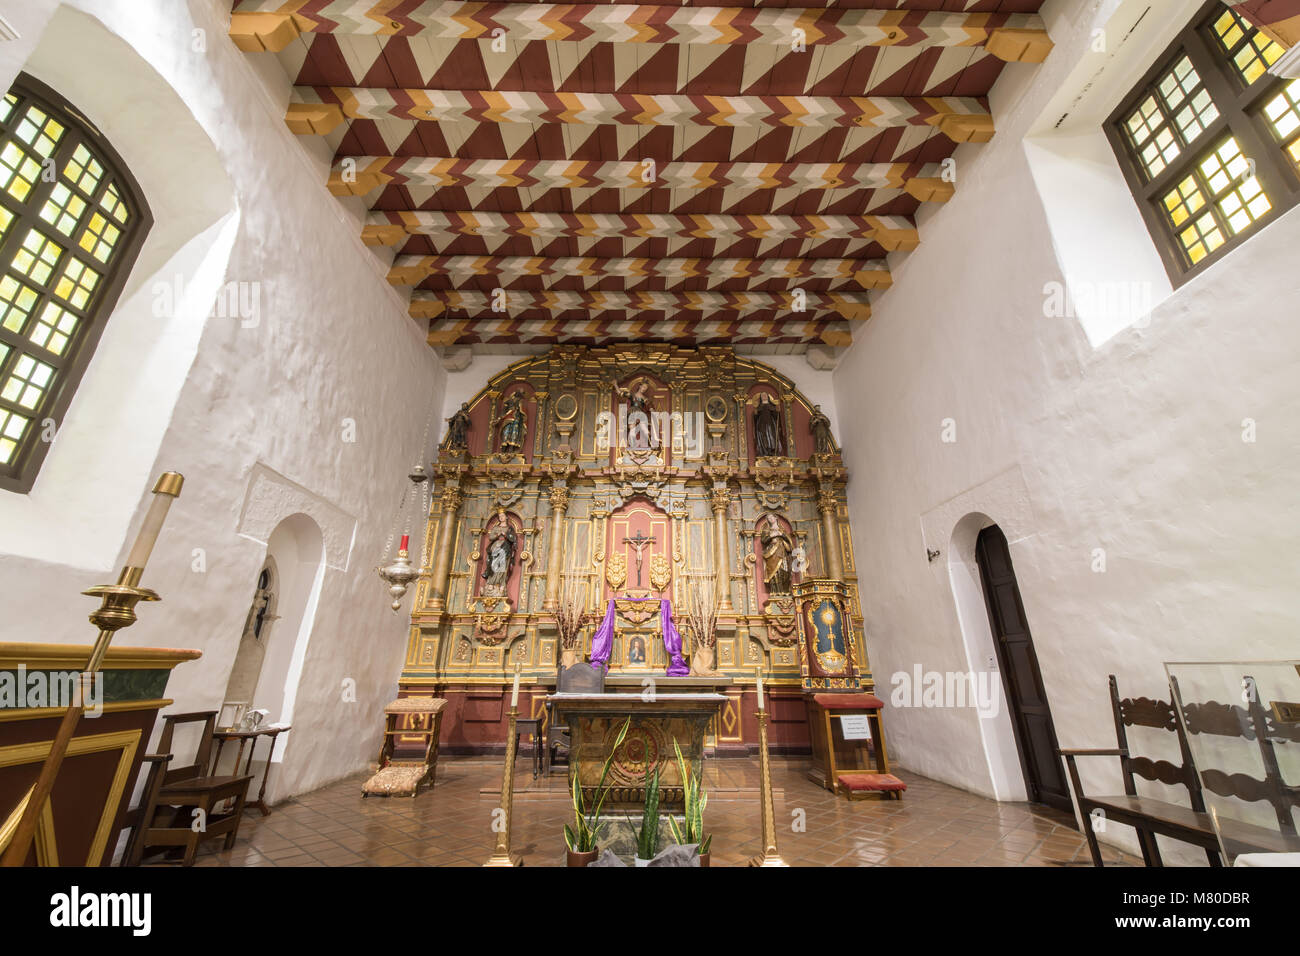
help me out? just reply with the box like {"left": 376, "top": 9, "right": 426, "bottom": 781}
{"left": 209, "top": 725, "right": 291, "bottom": 816}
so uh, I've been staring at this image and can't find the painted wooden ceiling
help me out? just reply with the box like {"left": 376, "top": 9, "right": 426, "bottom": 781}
{"left": 229, "top": 1, "right": 1053, "bottom": 351}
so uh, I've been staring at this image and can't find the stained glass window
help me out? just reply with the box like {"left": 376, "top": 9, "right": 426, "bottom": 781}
{"left": 1108, "top": 3, "right": 1300, "bottom": 282}
{"left": 0, "top": 76, "right": 149, "bottom": 491}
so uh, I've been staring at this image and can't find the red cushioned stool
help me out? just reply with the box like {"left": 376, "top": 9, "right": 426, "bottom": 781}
{"left": 837, "top": 772, "right": 907, "bottom": 801}
{"left": 805, "top": 692, "right": 897, "bottom": 798}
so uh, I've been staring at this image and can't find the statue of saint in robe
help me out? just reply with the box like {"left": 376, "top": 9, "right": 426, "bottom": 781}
{"left": 751, "top": 392, "right": 785, "bottom": 458}
{"left": 481, "top": 522, "right": 517, "bottom": 594}
{"left": 494, "top": 393, "right": 527, "bottom": 454}
{"left": 442, "top": 402, "right": 471, "bottom": 450}
{"left": 761, "top": 514, "right": 794, "bottom": 595}
{"left": 616, "top": 379, "right": 655, "bottom": 451}
{"left": 809, "top": 404, "right": 837, "bottom": 455}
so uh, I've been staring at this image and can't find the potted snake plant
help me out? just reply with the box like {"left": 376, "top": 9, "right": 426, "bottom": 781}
{"left": 563, "top": 717, "right": 630, "bottom": 866}
{"left": 629, "top": 766, "right": 661, "bottom": 866}
{"left": 668, "top": 738, "right": 712, "bottom": 866}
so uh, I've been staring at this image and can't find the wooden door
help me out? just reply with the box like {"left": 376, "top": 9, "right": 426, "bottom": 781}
{"left": 976, "top": 525, "right": 1071, "bottom": 813}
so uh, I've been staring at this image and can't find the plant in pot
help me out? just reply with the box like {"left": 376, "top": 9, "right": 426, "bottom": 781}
{"left": 563, "top": 717, "right": 629, "bottom": 866}
{"left": 554, "top": 584, "right": 588, "bottom": 670}
{"left": 667, "top": 738, "right": 712, "bottom": 866}
{"left": 629, "top": 766, "right": 661, "bottom": 866}
{"left": 684, "top": 574, "right": 721, "bottom": 677}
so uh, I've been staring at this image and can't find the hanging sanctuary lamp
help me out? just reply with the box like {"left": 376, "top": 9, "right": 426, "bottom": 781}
{"left": 377, "top": 463, "right": 431, "bottom": 611}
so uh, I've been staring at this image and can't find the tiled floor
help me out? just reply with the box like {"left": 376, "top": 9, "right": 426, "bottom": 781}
{"left": 187, "top": 756, "right": 1137, "bottom": 867}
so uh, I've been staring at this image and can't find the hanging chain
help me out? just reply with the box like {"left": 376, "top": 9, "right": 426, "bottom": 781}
{"left": 380, "top": 386, "right": 440, "bottom": 566}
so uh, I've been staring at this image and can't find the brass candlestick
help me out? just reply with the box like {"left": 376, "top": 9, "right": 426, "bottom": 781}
{"left": 485, "top": 663, "right": 523, "bottom": 867}
{"left": 1, "top": 472, "right": 183, "bottom": 867}
{"left": 748, "top": 709, "right": 788, "bottom": 867}
{"left": 484, "top": 705, "right": 522, "bottom": 867}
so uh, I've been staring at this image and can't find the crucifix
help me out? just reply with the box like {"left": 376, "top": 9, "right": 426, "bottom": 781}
{"left": 622, "top": 529, "right": 656, "bottom": 588}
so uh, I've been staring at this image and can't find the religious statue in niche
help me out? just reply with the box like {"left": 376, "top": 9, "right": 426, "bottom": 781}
{"left": 441, "top": 403, "right": 471, "bottom": 450}
{"left": 809, "top": 405, "right": 837, "bottom": 456}
{"left": 761, "top": 514, "right": 795, "bottom": 595}
{"left": 494, "top": 391, "right": 527, "bottom": 454}
{"left": 481, "top": 514, "right": 517, "bottom": 597}
{"left": 615, "top": 378, "right": 657, "bottom": 452}
{"left": 750, "top": 392, "right": 785, "bottom": 458}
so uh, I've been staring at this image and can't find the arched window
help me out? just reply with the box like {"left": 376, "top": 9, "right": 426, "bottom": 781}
{"left": 0, "top": 74, "right": 151, "bottom": 492}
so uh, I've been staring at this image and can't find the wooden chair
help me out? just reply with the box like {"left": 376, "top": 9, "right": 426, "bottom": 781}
{"left": 128, "top": 711, "right": 253, "bottom": 866}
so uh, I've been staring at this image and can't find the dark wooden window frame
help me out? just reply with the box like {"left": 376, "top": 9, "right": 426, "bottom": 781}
{"left": 1106, "top": 1, "right": 1300, "bottom": 287}
{"left": 0, "top": 72, "right": 152, "bottom": 494}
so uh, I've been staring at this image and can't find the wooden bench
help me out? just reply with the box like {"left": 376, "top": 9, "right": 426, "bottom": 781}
{"left": 1060, "top": 674, "right": 1300, "bottom": 867}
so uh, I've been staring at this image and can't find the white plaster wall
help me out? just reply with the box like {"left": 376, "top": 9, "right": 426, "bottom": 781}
{"left": 835, "top": 0, "right": 1300, "bottom": 862}
{"left": 0, "top": 0, "right": 445, "bottom": 802}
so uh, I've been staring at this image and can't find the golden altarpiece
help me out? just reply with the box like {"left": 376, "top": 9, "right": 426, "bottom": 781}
{"left": 398, "top": 344, "right": 869, "bottom": 753}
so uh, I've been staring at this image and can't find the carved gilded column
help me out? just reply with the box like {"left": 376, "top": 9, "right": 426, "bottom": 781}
{"left": 817, "top": 484, "right": 844, "bottom": 581}
{"left": 711, "top": 484, "right": 733, "bottom": 611}
{"left": 543, "top": 484, "right": 570, "bottom": 610}
{"left": 427, "top": 484, "right": 464, "bottom": 612}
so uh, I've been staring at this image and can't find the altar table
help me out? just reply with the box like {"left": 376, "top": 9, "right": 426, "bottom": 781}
{"left": 549, "top": 692, "right": 726, "bottom": 812}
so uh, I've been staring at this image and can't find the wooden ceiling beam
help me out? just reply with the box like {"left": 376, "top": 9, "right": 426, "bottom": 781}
{"left": 363, "top": 210, "right": 919, "bottom": 252}
{"left": 388, "top": 255, "right": 892, "bottom": 290}
{"left": 329, "top": 156, "right": 950, "bottom": 197}
{"left": 230, "top": 4, "right": 1049, "bottom": 58}
{"left": 411, "top": 290, "right": 871, "bottom": 322}
{"left": 289, "top": 88, "right": 992, "bottom": 140}
{"left": 425, "top": 316, "right": 854, "bottom": 348}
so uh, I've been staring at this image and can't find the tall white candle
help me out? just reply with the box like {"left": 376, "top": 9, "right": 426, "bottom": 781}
{"left": 755, "top": 666, "right": 765, "bottom": 711}
{"left": 510, "top": 663, "right": 521, "bottom": 707}
{"left": 125, "top": 491, "right": 175, "bottom": 569}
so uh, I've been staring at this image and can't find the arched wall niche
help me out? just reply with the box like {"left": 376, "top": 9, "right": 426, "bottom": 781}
{"left": 251, "top": 512, "right": 326, "bottom": 727}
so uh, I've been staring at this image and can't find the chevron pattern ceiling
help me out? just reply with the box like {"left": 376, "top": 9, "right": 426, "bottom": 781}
{"left": 229, "top": 0, "right": 1052, "bottom": 351}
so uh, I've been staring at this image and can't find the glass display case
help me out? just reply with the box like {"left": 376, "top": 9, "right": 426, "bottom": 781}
{"left": 1164, "top": 660, "right": 1300, "bottom": 865}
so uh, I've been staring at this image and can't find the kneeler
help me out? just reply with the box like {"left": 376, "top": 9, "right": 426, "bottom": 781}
{"left": 806, "top": 693, "right": 905, "bottom": 800}
{"left": 361, "top": 697, "right": 447, "bottom": 798}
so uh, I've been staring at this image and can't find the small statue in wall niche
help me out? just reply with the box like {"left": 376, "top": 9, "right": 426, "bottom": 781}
{"left": 809, "top": 405, "right": 837, "bottom": 456}
{"left": 761, "top": 514, "right": 794, "bottom": 595}
{"left": 749, "top": 391, "right": 785, "bottom": 458}
{"left": 494, "top": 391, "right": 527, "bottom": 454}
{"left": 481, "top": 514, "right": 517, "bottom": 596}
{"left": 442, "top": 403, "right": 472, "bottom": 450}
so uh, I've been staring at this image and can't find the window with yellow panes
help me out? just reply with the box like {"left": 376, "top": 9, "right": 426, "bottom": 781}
{"left": 0, "top": 75, "right": 149, "bottom": 492}
{"left": 1108, "top": 3, "right": 1300, "bottom": 282}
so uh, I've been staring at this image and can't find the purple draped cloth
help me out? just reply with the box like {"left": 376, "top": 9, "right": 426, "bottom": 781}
{"left": 590, "top": 598, "right": 615, "bottom": 671}
{"left": 660, "top": 598, "right": 690, "bottom": 676}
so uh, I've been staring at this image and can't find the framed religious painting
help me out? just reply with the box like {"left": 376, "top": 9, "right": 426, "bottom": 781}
{"left": 792, "top": 579, "right": 862, "bottom": 693}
